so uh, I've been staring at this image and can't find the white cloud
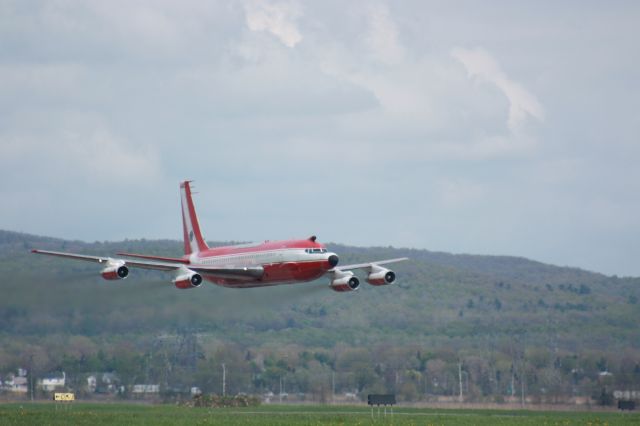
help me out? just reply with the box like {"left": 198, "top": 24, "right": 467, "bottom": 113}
{"left": 0, "top": 113, "right": 160, "bottom": 187}
{"left": 452, "top": 47, "right": 544, "bottom": 133}
{"left": 60, "top": 128, "right": 160, "bottom": 184}
{"left": 365, "top": 3, "right": 406, "bottom": 65}
{"left": 86, "top": 2, "right": 182, "bottom": 50}
{"left": 243, "top": 0, "right": 302, "bottom": 48}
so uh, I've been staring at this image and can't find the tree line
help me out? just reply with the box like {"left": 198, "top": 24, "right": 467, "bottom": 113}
{"left": 1, "top": 332, "right": 639, "bottom": 404}
{"left": 1, "top": 230, "right": 639, "bottom": 403}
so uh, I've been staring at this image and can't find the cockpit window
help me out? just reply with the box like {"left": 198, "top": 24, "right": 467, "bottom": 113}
{"left": 305, "top": 248, "right": 327, "bottom": 254}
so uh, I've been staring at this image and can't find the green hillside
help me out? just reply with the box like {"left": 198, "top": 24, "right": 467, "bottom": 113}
{"left": 1, "top": 230, "right": 639, "bottom": 402}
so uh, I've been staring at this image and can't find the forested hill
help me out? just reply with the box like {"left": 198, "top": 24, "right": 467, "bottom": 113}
{"left": 1, "top": 229, "right": 639, "bottom": 353}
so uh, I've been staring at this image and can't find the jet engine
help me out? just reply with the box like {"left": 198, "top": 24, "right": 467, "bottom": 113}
{"left": 101, "top": 262, "right": 129, "bottom": 280}
{"left": 366, "top": 266, "right": 396, "bottom": 286}
{"left": 329, "top": 270, "right": 360, "bottom": 292}
{"left": 173, "top": 271, "right": 203, "bottom": 289}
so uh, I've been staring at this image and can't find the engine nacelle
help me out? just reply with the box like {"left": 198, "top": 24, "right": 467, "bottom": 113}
{"left": 101, "top": 263, "right": 129, "bottom": 280}
{"left": 330, "top": 271, "right": 360, "bottom": 292}
{"left": 366, "top": 266, "right": 396, "bottom": 286}
{"left": 173, "top": 271, "right": 203, "bottom": 289}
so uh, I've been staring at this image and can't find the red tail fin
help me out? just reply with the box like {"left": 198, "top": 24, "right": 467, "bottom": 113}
{"left": 180, "top": 181, "right": 210, "bottom": 255}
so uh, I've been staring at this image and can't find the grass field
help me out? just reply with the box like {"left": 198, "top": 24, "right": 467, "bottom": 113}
{"left": 0, "top": 403, "right": 638, "bottom": 425}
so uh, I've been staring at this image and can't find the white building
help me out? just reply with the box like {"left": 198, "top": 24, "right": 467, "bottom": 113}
{"left": 39, "top": 372, "right": 66, "bottom": 391}
{"left": 87, "top": 375, "right": 97, "bottom": 392}
{"left": 132, "top": 384, "right": 160, "bottom": 394}
{"left": 4, "top": 375, "right": 28, "bottom": 393}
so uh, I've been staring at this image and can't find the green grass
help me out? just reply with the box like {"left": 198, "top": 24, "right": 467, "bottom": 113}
{"left": 0, "top": 403, "right": 638, "bottom": 425}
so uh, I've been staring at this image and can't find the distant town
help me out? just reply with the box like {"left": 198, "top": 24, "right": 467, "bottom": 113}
{"left": 1, "top": 368, "right": 173, "bottom": 399}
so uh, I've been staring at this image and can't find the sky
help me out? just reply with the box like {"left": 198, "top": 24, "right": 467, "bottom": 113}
{"left": 1, "top": 1, "right": 639, "bottom": 276}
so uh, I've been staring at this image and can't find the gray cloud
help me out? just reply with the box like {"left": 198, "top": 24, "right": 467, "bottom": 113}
{"left": 1, "top": 0, "right": 639, "bottom": 275}
{"left": 244, "top": 0, "right": 302, "bottom": 48}
{"left": 452, "top": 47, "right": 544, "bottom": 133}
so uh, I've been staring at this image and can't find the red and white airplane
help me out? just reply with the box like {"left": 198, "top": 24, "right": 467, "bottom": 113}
{"left": 32, "top": 181, "right": 407, "bottom": 292}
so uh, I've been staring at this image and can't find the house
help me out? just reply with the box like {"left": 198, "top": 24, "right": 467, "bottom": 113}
{"left": 87, "top": 375, "right": 97, "bottom": 392}
{"left": 4, "top": 375, "right": 28, "bottom": 393}
{"left": 132, "top": 384, "right": 160, "bottom": 394}
{"left": 102, "top": 372, "right": 118, "bottom": 385}
{"left": 3, "top": 369, "right": 28, "bottom": 393}
{"left": 12, "top": 376, "right": 28, "bottom": 393}
{"left": 39, "top": 372, "right": 66, "bottom": 391}
{"left": 86, "top": 372, "right": 120, "bottom": 393}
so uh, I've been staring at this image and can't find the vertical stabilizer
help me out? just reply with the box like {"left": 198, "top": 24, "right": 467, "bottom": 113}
{"left": 180, "top": 181, "right": 210, "bottom": 256}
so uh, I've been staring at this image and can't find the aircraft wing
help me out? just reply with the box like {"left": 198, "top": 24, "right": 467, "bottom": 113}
{"left": 32, "top": 249, "right": 112, "bottom": 264}
{"left": 31, "top": 249, "right": 264, "bottom": 278}
{"left": 330, "top": 257, "right": 409, "bottom": 272}
{"left": 32, "top": 249, "right": 181, "bottom": 271}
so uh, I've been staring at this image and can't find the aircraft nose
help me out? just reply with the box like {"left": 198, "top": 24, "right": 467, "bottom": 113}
{"left": 328, "top": 254, "right": 339, "bottom": 267}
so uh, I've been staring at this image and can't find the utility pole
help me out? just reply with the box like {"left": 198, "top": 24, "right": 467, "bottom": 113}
{"left": 458, "top": 362, "right": 463, "bottom": 402}
{"left": 521, "top": 372, "right": 525, "bottom": 407}
{"left": 424, "top": 373, "right": 428, "bottom": 396}
{"left": 29, "top": 354, "right": 34, "bottom": 402}
{"left": 279, "top": 376, "right": 283, "bottom": 403}
{"left": 331, "top": 371, "right": 335, "bottom": 404}
{"left": 221, "top": 363, "right": 226, "bottom": 396}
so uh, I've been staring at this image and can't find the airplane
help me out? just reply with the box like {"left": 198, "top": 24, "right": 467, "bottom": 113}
{"left": 32, "top": 181, "right": 408, "bottom": 292}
